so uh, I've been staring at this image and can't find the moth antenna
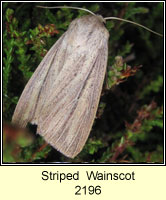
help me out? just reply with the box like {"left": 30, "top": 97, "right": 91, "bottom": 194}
{"left": 36, "top": 5, "right": 96, "bottom": 16}
{"left": 104, "top": 17, "right": 163, "bottom": 37}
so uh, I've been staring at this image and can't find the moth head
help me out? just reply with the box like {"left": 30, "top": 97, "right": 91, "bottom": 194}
{"left": 96, "top": 15, "right": 106, "bottom": 24}
{"left": 36, "top": 5, "right": 163, "bottom": 37}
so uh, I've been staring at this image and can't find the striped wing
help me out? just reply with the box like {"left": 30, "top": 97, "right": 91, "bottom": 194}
{"left": 36, "top": 40, "right": 108, "bottom": 158}
{"left": 46, "top": 47, "right": 108, "bottom": 158}
{"left": 12, "top": 15, "right": 109, "bottom": 158}
{"left": 12, "top": 33, "right": 66, "bottom": 126}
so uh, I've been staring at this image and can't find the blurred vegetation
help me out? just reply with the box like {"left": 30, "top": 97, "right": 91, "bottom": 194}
{"left": 3, "top": 2, "right": 163, "bottom": 163}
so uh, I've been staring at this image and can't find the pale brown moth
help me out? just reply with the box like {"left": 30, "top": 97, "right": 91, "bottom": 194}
{"left": 12, "top": 6, "right": 162, "bottom": 158}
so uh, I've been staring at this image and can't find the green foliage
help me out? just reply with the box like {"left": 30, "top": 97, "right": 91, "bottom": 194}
{"left": 139, "top": 75, "right": 163, "bottom": 99}
{"left": 124, "top": 7, "right": 149, "bottom": 19}
{"left": 3, "top": 2, "right": 163, "bottom": 163}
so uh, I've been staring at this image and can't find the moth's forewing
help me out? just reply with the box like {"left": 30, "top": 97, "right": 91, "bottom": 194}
{"left": 12, "top": 15, "right": 109, "bottom": 158}
{"left": 12, "top": 34, "right": 66, "bottom": 127}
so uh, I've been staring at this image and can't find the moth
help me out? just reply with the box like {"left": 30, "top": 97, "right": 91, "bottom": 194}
{"left": 12, "top": 6, "right": 162, "bottom": 158}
